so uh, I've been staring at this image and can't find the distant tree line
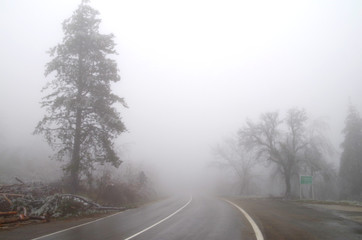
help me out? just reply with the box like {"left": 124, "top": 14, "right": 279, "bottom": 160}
{"left": 215, "top": 106, "right": 362, "bottom": 200}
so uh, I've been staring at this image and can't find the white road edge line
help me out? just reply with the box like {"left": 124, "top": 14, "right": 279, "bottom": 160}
{"left": 32, "top": 211, "right": 123, "bottom": 240}
{"left": 223, "top": 199, "right": 264, "bottom": 240}
{"left": 124, "top": 195, "right": 193, "bottom": 240}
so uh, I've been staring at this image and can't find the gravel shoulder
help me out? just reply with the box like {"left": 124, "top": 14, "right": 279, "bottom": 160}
{"left": 230, "top": 198, "right": 362, "bottom": 240}
{"left": 302, "top": 202, "right": 362, "bottom": 225}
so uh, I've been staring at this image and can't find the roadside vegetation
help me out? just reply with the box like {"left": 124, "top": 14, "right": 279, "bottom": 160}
{"left": 0, "top": 1, "right": 156, "bottom": 228}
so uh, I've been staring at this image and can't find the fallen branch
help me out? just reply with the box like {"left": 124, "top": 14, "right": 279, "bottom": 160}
{"left": 0, "top": 193, "right": 25, "bottom": 197}
{"left": 2, "top": 194, "right": 13, "bottom": 205}
{"left": 15, "top": 177, "right": 25, "bottom": 185}
{"left": 0, "top": 193, "right": 25, "bottom": 207}
{"left": 0, "top": 211, "right": 17, "bottom": 216}
{"left": 60, "top": 194, "right": 124, "bottom": 211}
{"left": 61, "top": 194, "right": 101, "bottom": 208}
{"left": 0, "top": 183, "right": 25, "bottom": 190}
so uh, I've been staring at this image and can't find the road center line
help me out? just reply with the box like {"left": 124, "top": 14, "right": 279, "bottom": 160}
{"left": 223, "top": 199, "right": 264, "bottom": 240}
{"left": 124, "top": 195, "right": 193, "bottom": 240}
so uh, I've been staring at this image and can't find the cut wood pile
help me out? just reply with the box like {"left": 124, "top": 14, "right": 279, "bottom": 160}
{"left": 0, "top": 179, "right": 124, "bottom": 227}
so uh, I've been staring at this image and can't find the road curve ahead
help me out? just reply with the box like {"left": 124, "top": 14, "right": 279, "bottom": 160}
{"left": 29, "top": 195, "right": 255, "bottom": 240}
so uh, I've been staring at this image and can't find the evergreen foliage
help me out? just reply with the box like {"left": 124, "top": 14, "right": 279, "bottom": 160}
{"left": 34, "top": 1, "right": 126, "bottom": 192}
{"left": 339, "top": 105, "right": 362, "bottom": 199}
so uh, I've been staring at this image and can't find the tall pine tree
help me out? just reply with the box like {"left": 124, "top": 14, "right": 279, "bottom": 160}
{"left": 34, "top": 1, "right": 126, "bottom": 192}
{"left": 339, "top": 105, "right": 362, "bottom": 199}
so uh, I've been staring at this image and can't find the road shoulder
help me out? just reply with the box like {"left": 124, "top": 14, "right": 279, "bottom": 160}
{"left": 299, "top": 201, "right": 362, "bottom": 224}
{"left": 229, "top": 197, "right": 362, "bottom": 240}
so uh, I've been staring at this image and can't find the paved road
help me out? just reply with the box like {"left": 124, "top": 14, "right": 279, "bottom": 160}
{"left": 20, "top": 195, "right": 254, "bottom": 240}
{"left": 3, "top": 196, "right": 362, "bottom": 240}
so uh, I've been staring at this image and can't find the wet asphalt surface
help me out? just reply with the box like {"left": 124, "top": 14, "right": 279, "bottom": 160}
{"left": 0, "top": 195, "right": 253, "bottom": 240}
{"left": 2, "top": 196, "right": 362, "bottom": 240}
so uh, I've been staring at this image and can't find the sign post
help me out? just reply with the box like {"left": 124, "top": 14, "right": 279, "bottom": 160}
{"left": 300, "top": 175, "right": 313, "bottom": 200}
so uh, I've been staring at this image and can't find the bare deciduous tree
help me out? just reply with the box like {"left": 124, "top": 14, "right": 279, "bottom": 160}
{"left": 239, "top": 109, "right": 310, "bottom": 197}
{"left": 213, "top": 136, "right": 257, "bottom": 195}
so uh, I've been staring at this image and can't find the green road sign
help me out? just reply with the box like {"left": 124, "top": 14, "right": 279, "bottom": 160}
{"left": 300, "top": 175, "right": 313, "bottom": 184}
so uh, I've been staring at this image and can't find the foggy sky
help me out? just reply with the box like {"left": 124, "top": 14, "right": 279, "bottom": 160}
{"left": 1, "top": 0, "right": 361, "bottom": 187}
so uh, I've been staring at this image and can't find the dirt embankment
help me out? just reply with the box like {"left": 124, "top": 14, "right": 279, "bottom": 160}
{"left": 231, "top": 198, "right": 362, "bottom": 240}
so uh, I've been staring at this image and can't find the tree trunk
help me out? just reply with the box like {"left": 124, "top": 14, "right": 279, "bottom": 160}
{"left": 70, "top": 50, "right": 84, "bottom": 193}
{"left": 70, "top": 108, "right": 82, "bottom": 193}
{"left": 309, "top": 170, "right": 313, "bottom": 199}
{"left": 285, "top": 176, "right": 291, "bottom": 198}
{"left": 284, "top": 169, "right": 291, "bottom": 198}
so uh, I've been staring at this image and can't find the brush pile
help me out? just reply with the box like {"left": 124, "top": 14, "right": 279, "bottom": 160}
{"left": 0, "top": 178, "right": 123, "bottom": 227}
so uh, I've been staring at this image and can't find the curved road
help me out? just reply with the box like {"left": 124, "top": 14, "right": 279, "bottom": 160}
{"left": 29, "top": 195, "right": 255, "bottom": 240}
{"left": 3, "top": 195, "right": 362, "bottom": 239}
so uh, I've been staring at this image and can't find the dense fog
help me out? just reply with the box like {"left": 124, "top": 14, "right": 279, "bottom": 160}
{"left": 1, "top": 0, "right": 361, "bottom": 197}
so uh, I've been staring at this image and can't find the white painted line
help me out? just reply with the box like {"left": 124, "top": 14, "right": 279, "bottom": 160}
{"left": 124, "top": 195, "right": 193, "bottom": 240}
{"left": 224, "top": 199, "right": 264, "bottom": 240}
{"left": 32, "top": 211, "right": 123, "bottom": 240}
